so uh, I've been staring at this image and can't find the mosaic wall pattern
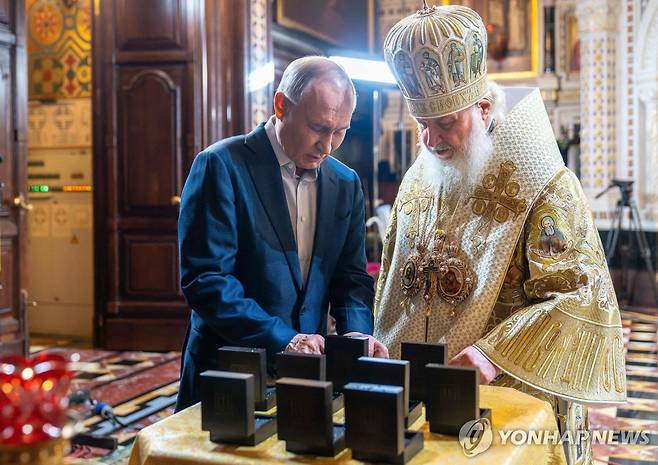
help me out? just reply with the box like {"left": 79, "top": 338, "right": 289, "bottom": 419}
{"left": 575, "top": 0, "right": 619, "bottom": 223}
{"left": 27, "top": 0, "right": 92, "bottom": 100}
{"left": 578, "top": 34, "right": 616, "bottom": 192}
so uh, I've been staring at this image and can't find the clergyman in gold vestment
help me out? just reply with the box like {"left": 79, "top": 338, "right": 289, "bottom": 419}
{"left": 374, "top": 4, "right": 626, "bottom": 464}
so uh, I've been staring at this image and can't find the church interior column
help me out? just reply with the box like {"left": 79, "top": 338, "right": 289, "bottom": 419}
{"left": 575, "top": 0, "right": 621, "bottom": 225}
{"left": 635, "top": 1, "right": 658, "bottom": 230}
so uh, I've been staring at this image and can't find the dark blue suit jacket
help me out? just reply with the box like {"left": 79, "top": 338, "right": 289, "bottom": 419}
{"left": 175, "top": 123, "right": 374, "bottom": 410}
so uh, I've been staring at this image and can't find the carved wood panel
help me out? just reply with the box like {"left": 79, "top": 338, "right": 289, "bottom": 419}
{"left": 0, "top": 45, "right": 14, "bottom": 211}
{"left": 0, "top": 239, "right": 15, "bottom": 312}
{"left": 115, "top": 0, "right": 184, "bottom": 51}
{"left": 118, "top": 68, "right": 182, "bottom": 215}
{"left": 104, "top": 318, "right": 188, "bottom": 351}
{"left": 122, "top": 234, "right": 180, "bottom": 299}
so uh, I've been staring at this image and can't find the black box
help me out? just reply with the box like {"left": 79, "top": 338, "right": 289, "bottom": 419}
{"left": 276, "top": 377, "right": 346, "bottom": 456}
{"left": 350, "top": 356, "right": 422, "bottom": 427}
{"left": 401, "top": 341, "right": 447, "bottom": 403}
{"left": 217, "top": 346, "right": 276, "bottom": 411}
{"left": 200, "top": 370, "right": 277, "bottom": 446}
{"left": 276, "top": 352, "right": 326, "bottom": 381}
{"left": 275, "top": 352, "right": 342, "bottom": 412}
{"left": 344, "top": 382, "right": 423, "bottom": 465}
{"left": 425, "top": 364, "right": 491, "bottom": 435}
{"left": 325, "top": 335, "right": 368, "bottom": 392}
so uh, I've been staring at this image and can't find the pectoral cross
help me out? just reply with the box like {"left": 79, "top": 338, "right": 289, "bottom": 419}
{"left": 420, "top": 253, "right": 441, "bottom": 301}
{"left": 469, "top": 160, "right": 527, "bottom": 248}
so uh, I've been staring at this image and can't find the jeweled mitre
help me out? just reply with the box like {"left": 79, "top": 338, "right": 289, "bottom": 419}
{"left": 384, "top": 4, "right": 488, "bottom": 119}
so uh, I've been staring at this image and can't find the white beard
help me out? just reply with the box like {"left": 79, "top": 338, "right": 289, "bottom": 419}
{"left": 419, "top": 109, "right": 494, "bottom": 195}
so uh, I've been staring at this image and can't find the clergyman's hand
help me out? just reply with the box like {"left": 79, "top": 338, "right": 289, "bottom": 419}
{"left": 449, "top": 345, "right": 501, "bottom": 384}
{"left": 284, "top": 334, "right": 325, "bottom": 354}
{"left": 343, "top": 332, "right": 389, "bottom": 358}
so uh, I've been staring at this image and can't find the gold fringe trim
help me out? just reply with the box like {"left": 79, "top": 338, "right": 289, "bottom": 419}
{"left": 476, "top": 300, "right": 626, "bottom": 403}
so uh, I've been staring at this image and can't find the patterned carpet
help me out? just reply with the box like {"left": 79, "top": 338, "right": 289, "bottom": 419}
{"left": 591, "top": 310, "right": 658, "bottom": 465}
{"left": 29, "top": 343, "right": 181, "bottom": 464}
{"left": 27, "top": 309, "right": 658, "bottom": 464}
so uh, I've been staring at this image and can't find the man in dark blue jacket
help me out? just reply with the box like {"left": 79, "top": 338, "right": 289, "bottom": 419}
{"left": 176, "top": 56, "right": 388, "bottom": 411}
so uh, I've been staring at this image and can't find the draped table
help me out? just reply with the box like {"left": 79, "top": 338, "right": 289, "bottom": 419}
{"left": 128, "top": 385, "right": 567, "bottom": 465}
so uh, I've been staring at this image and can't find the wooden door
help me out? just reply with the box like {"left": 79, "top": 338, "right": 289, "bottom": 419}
{"left": 93, "top": 0, "right": 204, "bottom": 350}
{"left": 93, "top": 0, "right": 269, "bottom": 350}
{"left": 0, "top": 0, "right": 28, "bottom": 356}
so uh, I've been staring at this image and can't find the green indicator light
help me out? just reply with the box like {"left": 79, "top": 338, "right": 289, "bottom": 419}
{"left": 40, "top": 186, "right": 49, "bottom": 192}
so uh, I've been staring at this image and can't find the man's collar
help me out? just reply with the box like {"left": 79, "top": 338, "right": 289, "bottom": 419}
{"left": 264, "top": 116, "right": 319, "bottom": 180}
{"left": 264, "top": 116, "right": 293, "bottom": 168}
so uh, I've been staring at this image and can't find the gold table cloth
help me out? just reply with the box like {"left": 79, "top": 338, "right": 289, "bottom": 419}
{"left": 128, "top": 385, "right": 566, "bottom": 465}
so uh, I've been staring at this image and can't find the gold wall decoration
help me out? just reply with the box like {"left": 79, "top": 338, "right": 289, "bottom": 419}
{"left": 442, "top": 0, "right": 539, "bottom": 80}
{"left": 565, "top": 13, "right": 580, "bottom": 78}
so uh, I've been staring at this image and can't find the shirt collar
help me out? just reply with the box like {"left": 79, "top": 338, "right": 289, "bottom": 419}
{"left": 264, "top": 116, "right": 319, "bottom": 181}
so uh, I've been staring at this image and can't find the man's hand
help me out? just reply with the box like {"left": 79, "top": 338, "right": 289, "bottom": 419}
{"left": 449, "top": 345, "right": 501, "bottom": 384}
{"left": 343, "top": 332, "right": 389, "bottom": 358}
{"left": 285, "top": 334, "right": 325, "bottom": 354}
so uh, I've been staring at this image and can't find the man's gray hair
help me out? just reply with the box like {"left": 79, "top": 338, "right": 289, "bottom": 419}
{"left": 277, "top": 56, "right": 356, "bottom": 107}
{"left": 483, "top": 80, "right": 506, "bottom": 126}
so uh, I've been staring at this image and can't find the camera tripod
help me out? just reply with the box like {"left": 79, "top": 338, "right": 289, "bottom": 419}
{"left": 596, "top": 179, "right": 658, "bottom": 306}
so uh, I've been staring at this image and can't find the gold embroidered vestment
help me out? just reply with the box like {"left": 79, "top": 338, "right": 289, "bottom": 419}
{"left": 373, "top": 88, "right": 626, "bottom": 406}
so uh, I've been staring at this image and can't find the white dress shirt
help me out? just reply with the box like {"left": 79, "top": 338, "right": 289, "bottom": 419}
{"left": 264, "top": 116, "right": 318, "bottom": 285}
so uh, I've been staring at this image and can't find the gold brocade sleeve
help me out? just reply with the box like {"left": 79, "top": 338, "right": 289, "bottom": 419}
{"left": 374, "top": 198, "right": 398, "bottom": 318}
{"left": 475, "top": 169, "right": 627, "bottom": 404}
